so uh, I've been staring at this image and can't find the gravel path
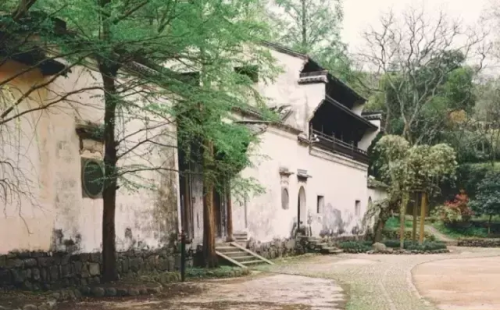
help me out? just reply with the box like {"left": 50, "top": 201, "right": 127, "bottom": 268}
{"left": 256, "top": 247, "right": 500, "bottom": 310}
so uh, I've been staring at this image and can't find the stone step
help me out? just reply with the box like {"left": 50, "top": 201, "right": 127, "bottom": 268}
{"left": 241, "top": 260, "right": 264, "bottom": 265}
{"left": 216, "top": 246, "right": 245, "bottom": 254}
{"left": 223, "top": 251, "right": 249, "bottom": 258}
{"left": 230, "top": 256, "right": 255, "bottom": 262}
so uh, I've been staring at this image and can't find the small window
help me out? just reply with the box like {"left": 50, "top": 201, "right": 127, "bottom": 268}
{"left": 82, "top": 158, "right": 104, "bottom": 198}
{"left": 355, "top": 200, "right": 361, "bottom": 217}
{"left": 281, "top": 187, "right": 289, "bottom": 209}
{"left": 235, "top": 65, "right": 258, "bottom": 83}
{"left": 317, "top": 195, "right": 324, "bottom": 213}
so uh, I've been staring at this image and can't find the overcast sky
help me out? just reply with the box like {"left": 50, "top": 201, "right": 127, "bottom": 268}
{"left": 342, "top": 0, "right": 491, "bottom": 51}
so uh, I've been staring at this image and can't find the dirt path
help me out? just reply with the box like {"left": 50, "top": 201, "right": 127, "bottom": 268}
{"left": 413, "top": 256, "right": 500, "bottom": 310}
{"left": 425, "top": 225, "right": 457, "bottom": 243}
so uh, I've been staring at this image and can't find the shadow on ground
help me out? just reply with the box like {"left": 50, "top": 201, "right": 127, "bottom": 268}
{"left": 57, "top": 273, "right": 346, "bottom": 310}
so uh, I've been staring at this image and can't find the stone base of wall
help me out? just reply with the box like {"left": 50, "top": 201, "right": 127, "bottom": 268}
{"left": 246, "top": 234, "right": 366, "bottom": 260}
{"left": 0, "top": 248, "right": 188, "bottom": 291}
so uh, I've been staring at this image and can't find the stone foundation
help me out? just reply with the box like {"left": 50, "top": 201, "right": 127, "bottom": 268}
{"left": 0, "top": 248, "right": 187, "bottom": 291}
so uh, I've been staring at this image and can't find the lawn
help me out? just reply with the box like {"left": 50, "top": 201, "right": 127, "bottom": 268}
{"left": 431, "top": 221, "right": 488, "bottom": 239}
{"left": 385, "top": 216, "right": 414, "bottom": 230}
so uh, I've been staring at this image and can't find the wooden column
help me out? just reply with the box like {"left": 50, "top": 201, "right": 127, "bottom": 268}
{"left": 225, "top": 180, "right": 234, "bottom": 242}
{"left": 419, "top": 192, "right": 427, "bottom": 245}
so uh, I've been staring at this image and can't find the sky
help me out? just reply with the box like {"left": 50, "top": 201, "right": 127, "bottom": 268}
{"left": 342, "top": 0, "right": 491, "bottom": 51}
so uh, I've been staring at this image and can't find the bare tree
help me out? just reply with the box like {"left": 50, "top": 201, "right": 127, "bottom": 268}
{"left": 360, "top": 7, "right": 488, "bottom": 145}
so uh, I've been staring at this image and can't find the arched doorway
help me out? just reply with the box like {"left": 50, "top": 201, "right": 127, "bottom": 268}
{"left": 297, "top": 186, "right": 306, "bottom": 225}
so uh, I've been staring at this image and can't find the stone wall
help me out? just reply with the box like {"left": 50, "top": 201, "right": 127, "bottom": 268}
{"left": 0, "top": 248, "right": 186, "bottom": 291}
{"left": 457, "top": 238, "right": 500, "bottom": 247}
{"left": 247, "top": 235, "right": 366, "bottom": 259}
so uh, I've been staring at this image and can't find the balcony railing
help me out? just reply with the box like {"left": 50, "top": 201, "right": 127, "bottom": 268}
{"left": 311, "top": 129, "right": 369, "bottom": 164}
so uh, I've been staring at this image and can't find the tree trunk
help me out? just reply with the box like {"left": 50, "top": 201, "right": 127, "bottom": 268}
{"left": 203, "top": 140, "right": 218, "bottom": 268}
{"left": 488, "top": 215, "right": 492, "bottom": 236}
{"left": 225, "top": 180, "right": 234, "bottom": 242}
{"left": 100, "top": 64, "right": 119, "bottom": 282}
{"left": 399, "top": 193, "right": 409, "bottom": 250}
{"left": 419, "top": 192, "right": 427, "bottom": 245}
{"left": 301, "top": 0, "right": 307, "bottom": 51}
{"left": 373, "top": 208, "right": 390, "bottom": 243}
{"left": 412, "top": 192, "right": 417, "bottom": 242}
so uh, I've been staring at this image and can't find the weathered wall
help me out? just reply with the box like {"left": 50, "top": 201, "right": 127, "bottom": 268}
{"left": 0, "top": 249, "right": 182, "bottom": 290}
{"left": 0, "top": 60, "right": 179, "bottom": 254}
{"left": 232, "top": 127, "right": 370, "bottom": 243}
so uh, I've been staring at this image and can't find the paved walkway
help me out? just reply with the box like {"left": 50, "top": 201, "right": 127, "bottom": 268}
{"left": 257, "top": 247, "right": 500, "bottom": 310}
{"left": 414, "top": 256, "right": 500, "bottom": 310}
{"left": 58, "top": 247, "right": 500, "bottom": 310}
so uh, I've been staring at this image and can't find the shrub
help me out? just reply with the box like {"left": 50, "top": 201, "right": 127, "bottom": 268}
{"left": 338, "top": 241, "right": 372, "bottom": 253}
{"left": 382, "top": 229, "right": 436, "bottom": 241}
{"left": 339, "top": 240, "right": 446, "bottom": 253}
{"left": 432, "top": 191, "right": 473, "bottom": 225}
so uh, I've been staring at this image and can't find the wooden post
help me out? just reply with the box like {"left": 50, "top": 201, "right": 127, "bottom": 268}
{"left": 225, "top": 180, "right": 234, "bottom": 242}
{"left": 412, "top": 192, "right": 418, "bottom": 242}
{"left": 400, "top": 193, "right": 409, "bottom": 250}
{"left": 419, "top": 192, "right": 427, "bottom": 245}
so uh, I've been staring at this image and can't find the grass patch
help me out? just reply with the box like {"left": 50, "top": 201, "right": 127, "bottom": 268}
{"left": 385, "top": 217, "right": 414, "bottom": 230}
{"left": 431, "top": 221, "right": 488, "bottom": 238}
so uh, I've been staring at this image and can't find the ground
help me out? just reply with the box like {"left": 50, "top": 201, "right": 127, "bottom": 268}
{"left": 57, "top": 247, "right": 500, "bottom": 310}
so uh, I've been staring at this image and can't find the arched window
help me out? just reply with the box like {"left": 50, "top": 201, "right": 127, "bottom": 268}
{"left": 281, "top": 187, "right": 289, "bottom": 209}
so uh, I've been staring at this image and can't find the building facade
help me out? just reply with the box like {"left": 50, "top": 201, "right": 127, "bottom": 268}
{"left": 180, "top": 44, "right": 383, "bottom": 246}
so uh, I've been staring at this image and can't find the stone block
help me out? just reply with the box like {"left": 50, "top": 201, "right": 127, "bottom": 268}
{"left": 40, "top": 268, "right": 49, "bottom": 281}
{"left": 0, "top": 269, "right": 11, "bottom": 284}
{"left": 23, "top": 258, "right": 37, "bottom": 268}
{"left": 90, "top": 253, "right": 101, "bottom": 263}
{"left": 73, "top": 261, "right": 82, "bottom": 274}
{"left": 91, "top": 287, "right": 105, "bottom": 297}
{"left": 7, "top": 259, "right": 23, "bottom": 268}
{"left": 61, "top": 264, "right": 73, "bottom": 278}
{"left": 81, "top": 265, "right": 90, "bottom": 278}
{"left": 117, "top": 288, "right": 128, "bottom": 296}
{"left": 122, "top": 259, "right": 129, "bottom": 273}
{"left": 38, "top": 257, "right": 54, "bottom": 267}
{"left": 49, "top": 266, "right": 60, "bottom": 281}
{"left": 88, "top": 263, "right": 100, "bottom": 276}
{"left": 105, "top": 287, "right": 117, "bottom": 296}
{"left": 89, "top": 276, "right": 100, "bottom": 285}
{"left": 11, "top": 269, "right": 25, "bottom": 284}
{"left": 128, "top": 288, "right": 139, "bottom": 296}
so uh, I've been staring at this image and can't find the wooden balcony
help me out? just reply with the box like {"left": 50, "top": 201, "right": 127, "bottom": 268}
{"left": 311, "top": 129, "right": 369, "bottom": 164}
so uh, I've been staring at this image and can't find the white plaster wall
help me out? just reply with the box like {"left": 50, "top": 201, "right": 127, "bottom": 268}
{"left": 358, "top": 119, "right": 381, "bottom": 151}
{"left": 0, "top": 60, "right": 179, "bottom": 254}
{"left": 255, "top": 50, "right": 325, "bottom": 133}
{"left": 232, "top": 127, "right": 370, "bottom": 242}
